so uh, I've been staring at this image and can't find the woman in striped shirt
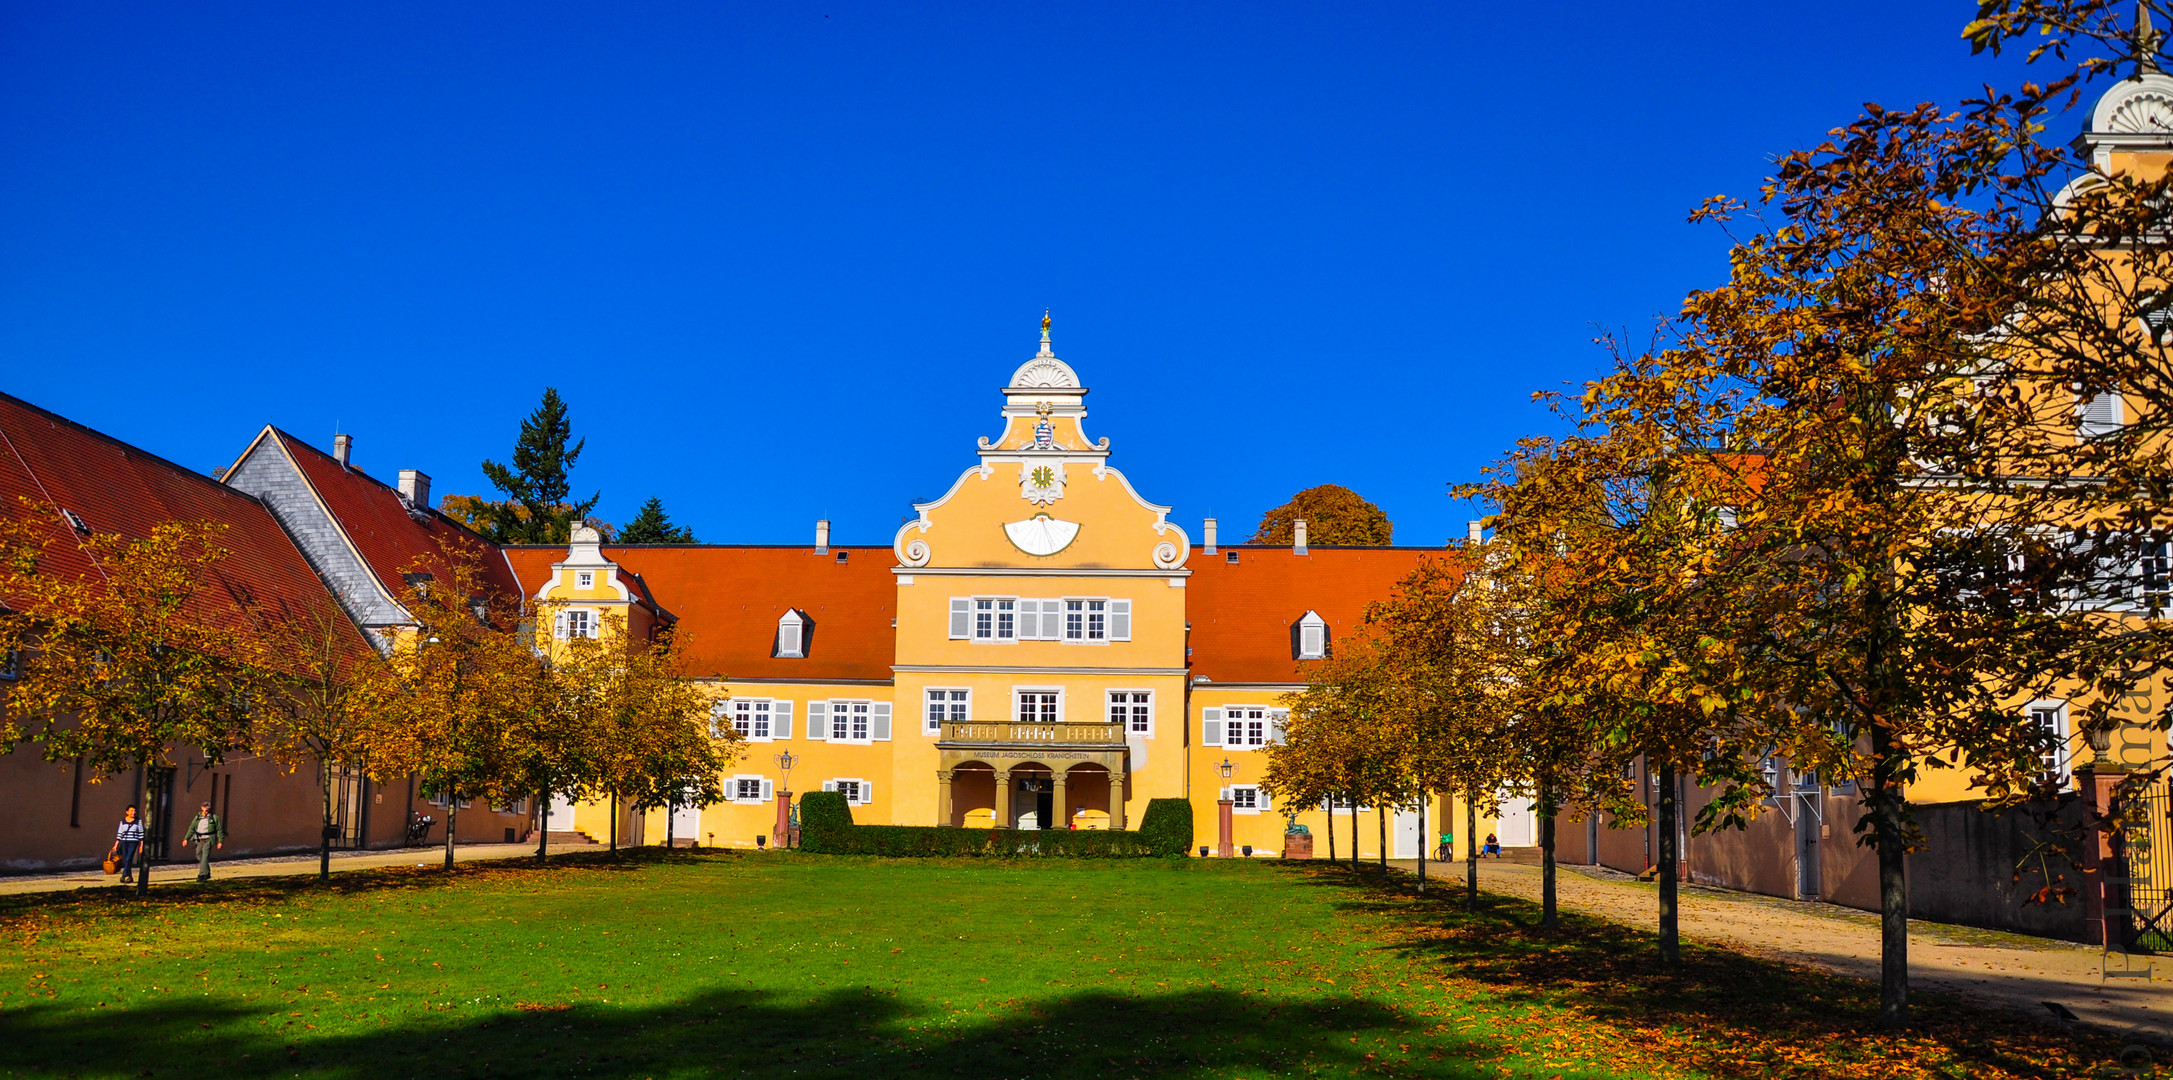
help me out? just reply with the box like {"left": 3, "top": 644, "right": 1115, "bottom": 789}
{"left": 110, "top": 806, "right": 143, "bottom": 885}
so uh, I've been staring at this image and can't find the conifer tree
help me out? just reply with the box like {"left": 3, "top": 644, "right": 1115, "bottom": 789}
{"left": 477, "top": 389, "right": 600, "bottom": 545}
{"left": 619, "top": 497, "right": 696, "bottom": 544}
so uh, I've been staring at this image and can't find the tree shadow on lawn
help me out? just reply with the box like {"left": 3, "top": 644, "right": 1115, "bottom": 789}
{"left": 1274, "top": 862, "right": 2140, "bottom": 1080}
{"left": 0, "top": 983, "right": 1525, "bottom": 1080}
{"left": 0, "top": 847, "right": 725, "bottom": 927}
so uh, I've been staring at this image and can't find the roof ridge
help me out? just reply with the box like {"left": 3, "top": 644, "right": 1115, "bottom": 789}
{"left": 269, "top": 426, "right": 504, "bottom": 549}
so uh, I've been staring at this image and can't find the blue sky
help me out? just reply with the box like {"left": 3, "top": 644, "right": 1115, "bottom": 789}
{"left": 0, "top": 3, "right": 2070, "bottom": 546}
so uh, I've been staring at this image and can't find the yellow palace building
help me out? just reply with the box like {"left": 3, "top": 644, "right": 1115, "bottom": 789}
{"left": 505, "top": 324, "right": 1442, "bottom": 856}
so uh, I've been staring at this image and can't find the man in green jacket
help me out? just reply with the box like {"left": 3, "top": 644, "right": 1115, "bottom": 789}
{"left": 185, "top": 802, "right": 225, "bottom": 882}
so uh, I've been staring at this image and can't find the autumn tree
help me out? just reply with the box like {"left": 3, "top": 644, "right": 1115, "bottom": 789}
{"left": 619, "top": 497, "right": 697, "bottom": 544}
{"left": 0, "top": 508, "right": 261, "bottom": 895}
{"left": 580, "top": 623, "right": 737, "bottom": 851}
{"left": 473, "top": 388, "right": 602, "bottom": 545}
{"left": 372, "top": 550, "right": 540, "bottom": 867}
{"left": 249, "top": 596, "right": 399, "bottom": 882}
{"left": 1250, "top": 485, "right": 1393, "bottom": 546}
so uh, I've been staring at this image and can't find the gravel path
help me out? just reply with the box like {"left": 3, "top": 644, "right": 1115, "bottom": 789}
{"left": 1386, "top": 858, "right": 2169, "bottom": 1042}
{"left": 0, "top": 840, "right": 599, "bottom": 896}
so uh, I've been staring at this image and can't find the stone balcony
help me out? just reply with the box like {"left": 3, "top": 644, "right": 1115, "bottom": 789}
{"left": 937, "top": 721, "right": 1126, "bottom": 747}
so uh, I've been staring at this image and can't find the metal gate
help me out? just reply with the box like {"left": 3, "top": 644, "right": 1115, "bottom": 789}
{"left": 142, "top": 767, "right": 176, "bottom": 862}
{"left": 330, "top": 768, "right": 369, "bottom": 849}
{"left": 2127, "top": 777, "right": 2172, "bottom": 952}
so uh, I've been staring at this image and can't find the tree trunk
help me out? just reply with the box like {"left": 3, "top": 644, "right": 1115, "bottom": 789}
{"left": 1324, "top": 795, "right": 1336, "bottom": 862}
{"left": 609, "top": 791, "right": 619, "bottom": 853}
{"left": 1416, "top": 792, "right": 1427, "bottom": 894}
{"left": 1540, "top": 783, "right": 1558, "bottom": 929}
{"left": 1869, "top": 722, "right": 1910, "bottom": 1029}
{"left": 1465, "top": 787, "right": 1479, "bottom": 909}
{"left": 1376, "top": 803, "right": 1388, "bottom": 872}
{"left": 137, "top": 764, "right": 155, "bottom": 897}
{"left": 444, "top": 798, "right": 458, "bottom": 869}
{"left": 1349, "top": 796, "right": 1360, "bottom": 870}
{"left": 537, "top": 788, "right": 549, "bottom": 864}
{"left": 665, "top": 794, "right": 675, "bottom": 850}
{"left": 319, "top": 760, "right": 334, "bottom": 884}
{"left": 1658, "top": 761, "right": 1679, "bottom": 968}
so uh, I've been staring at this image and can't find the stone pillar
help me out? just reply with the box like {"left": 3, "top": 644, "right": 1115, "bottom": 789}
{"left": 1109, "top": 772, "right": 1127, "bottom": 831}
{"left": 1052, "top": 769, "right": 1069, "bottom": 830}
{"left": 2077, "top": 764, "right": 2132, "bottom": 948}
{"left": 994, "top": 767, "right": 1013, "bottom": 829}
{"left": 1217, "top": 798, "right": 1235, "bottom": 858}
{"left": 936, "top": 768, "right": 954, "bottom": 827}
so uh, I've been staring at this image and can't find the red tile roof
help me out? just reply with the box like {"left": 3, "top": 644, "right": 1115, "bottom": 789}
{"left": 1184, "top": 545, "right": 1444, "bottom": 685}
{"left": 502, "top": 546, "right": 898, "bottom": 682}
{"left": 0, "top": 392, "right": 363, "bottom": 653}
{"left": 269, "top": 429, "right": 522, "bottom": 604}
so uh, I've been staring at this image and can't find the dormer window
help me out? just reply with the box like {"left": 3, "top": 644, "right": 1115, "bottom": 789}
{"left": 59, "top": 508, "right": 89, "bottom": 536}
{"left": 2079, "top": 391, "right": 2125, "bottom": 438}
{"left": 576, "top": 570, "right": 594, "bottom": 588}
{"left": 1295, "top": 610, "right": 1328, "bottom": 660}
{"left": 776, "top": 610, "right": 807, "bottom": 658}
{"left": 1226, "top": 550, "right": 1240, "bottom": 564}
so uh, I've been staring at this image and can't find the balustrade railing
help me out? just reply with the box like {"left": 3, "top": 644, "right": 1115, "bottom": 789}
{"left": 939, "top": 721, "right": 1126, "bottom": 745}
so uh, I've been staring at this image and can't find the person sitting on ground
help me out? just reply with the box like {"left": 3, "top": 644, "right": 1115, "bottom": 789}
{"left": 1483, "top": 832, "right": 1501, "bottom": 858}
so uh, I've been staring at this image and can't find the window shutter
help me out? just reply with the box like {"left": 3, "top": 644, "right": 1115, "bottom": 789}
{"left": 2080, "top": 392, "right": 2124, "bottom": 436}
{"left": 1042, "top": 599, "right": 1062, "bottom": 638}
{"left": 807, "top": 701, "right": 828, "bottom": 741}
{"left": 759, "top": 779, "right": 773, "bottom": 803}
{"left": 1257, "top": 789, "right": 1271, "bottom": 810}
{"left": 948, "top": 598, "right": 971, "bottom": 639}
{"left": 1219, "top": 787, "right": 1232, "bottom": 802}
{"left": 552, "top": 610, "right": 567, "bottom": 640}
{"left": 1109, "top": 599, "right": 1132, "bottom": 641}
{"left": 1203, "top": 707, "right": 1224, "bottom": 746}
{"left": 860, "top": 781, "right": 874, "bottom": 806}
{"left": 1018, "top": 601, "right": 1040, "bottom": 641}
{"left": 772, "top": 700, "right": 793, "bottom": 739}
{"left": 871, "top": 701, "right": 892, "bottom": 741}
{"left": 587, "top": 612, "right": 601, "bottom": 639}
{"left": 1269, "top": 708, "right": 1289, "bottom": 744}
{"left": 822, "top": 780, "right": 836, "bottom": 793}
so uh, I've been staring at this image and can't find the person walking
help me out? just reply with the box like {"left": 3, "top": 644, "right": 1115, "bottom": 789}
{"left": 110, "top": 806, "right": 144, "bottom": 885}
{"left": 183, "top": 801, "right": 224, "bottom": 882}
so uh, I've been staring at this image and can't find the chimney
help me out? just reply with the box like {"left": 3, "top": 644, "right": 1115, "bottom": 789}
{"left": 1293, "top": 519, "right": 1308, "bottom": 556}
{"left": 398, "top": 469, "right": 432, "bottom": 511}
{"left": 814, "top": 519, "right": 830, "bottom": 555}
{"left": 1468, "top": 520, "right": 1484, "bottom": 543}
{"left": 1203, "top": 517, "right": 1218, "bottom": 555}
{"left": 333, "top": 433, "right": 352, "bottom": 469}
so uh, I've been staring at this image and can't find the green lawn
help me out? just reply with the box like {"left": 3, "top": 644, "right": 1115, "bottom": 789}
{"left": 0, "top": 852, "right": 2122, "bottom": 1079}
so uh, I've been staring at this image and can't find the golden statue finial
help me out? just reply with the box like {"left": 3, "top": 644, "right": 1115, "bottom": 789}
{"left": 1041, "top": 309, "right": 1052, "bottom": 333}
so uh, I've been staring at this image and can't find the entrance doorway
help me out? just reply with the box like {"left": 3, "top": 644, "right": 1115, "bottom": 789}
{"left": 1392, "top": 808, "right": 1423, "bottom": 859}
{"left": 1794, "top": 791, "right": 1821, "bottom": 900}
{"left": 1015, "top": 774, "right": 1053, "bottom": 829}
{"left": 1496, "top": 795, "right": 1535, "bottom": 847}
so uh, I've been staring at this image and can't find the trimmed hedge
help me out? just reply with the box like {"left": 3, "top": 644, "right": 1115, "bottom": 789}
{"left": 797, "top": 796, "right": 1199, "bottom": 858}
{"left": 799, "top": 824, "right": 1161, "bottom": 857}
{"left": 1137, "top": 798, "right": 1193, "bottom": 856}
{"left": 798, "top": 791, "right": 854, "bottom": 829}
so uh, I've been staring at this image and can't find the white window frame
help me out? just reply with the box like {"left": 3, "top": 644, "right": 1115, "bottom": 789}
{"left": 1058, "top": 597, "right": 1132, "bottom": 643}
{"left": 728, "top": 698, "right": 776, "bottom": 742}
{"left": 925, "top": 687, "right": 969, "bottom": 736}
{"left": 1107, "top": 689, "right": 1152, "bottom": 737}
{"left": 730, "top": 775, "right": 774, "bottom": 805}
{"left": 2078, "top": 390, "right": 2125, "bottom": 439}
{"left": 1296, "top": 610, "right": 1327, "bottom": 660}
{"left": 2028, "top": 700, "right": 2072, "bottom": 786}
{"left": 575, "top": 570, "right": 594, "bottom": 588}
{"left": 776, "top": 610, "right": 807, "bottom": 658}
{"left": 824, "top": 778, "right": 874, "bottom": 806}
{"left": 971, "top": 597, "right": 1019, "bottom": 643}
{"left": 1223, "top": 705, "right": 1271, "bottom": 750}
{"left": 1225, "top": 784, "right": 1266, "bottom": 814}
{"left": 1013, "top": 687, "right": 1063, "bottom": 725}
{"left": 554, "top": 607, "right": 598, "bottom": 641}
{"left": 822, "top": 699, "right": 890, "bottom": 744}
